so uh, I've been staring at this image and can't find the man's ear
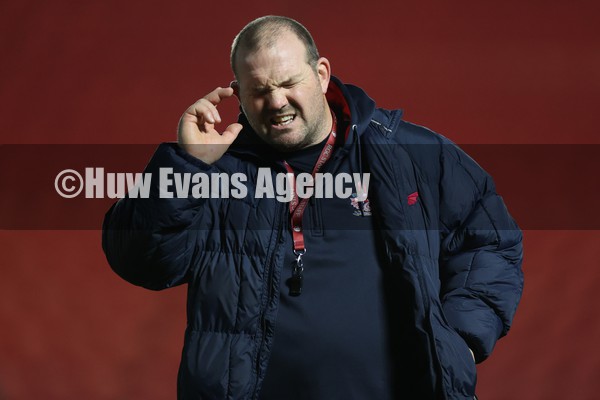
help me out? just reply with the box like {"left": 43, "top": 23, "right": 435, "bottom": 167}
{"left": 230, "top": 81, "right": 240, "bottom": 99}
{"left": 316, "top": 57, "right": 331, "bottom": 94}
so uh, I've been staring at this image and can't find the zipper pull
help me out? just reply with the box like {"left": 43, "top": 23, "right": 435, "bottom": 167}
{"left": 289, "top": 249, "right": 305, "bottom": 296}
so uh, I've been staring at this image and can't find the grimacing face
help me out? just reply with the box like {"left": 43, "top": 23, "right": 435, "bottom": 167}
{"left": 233, "top": 32, "right": 332, "bottom": 152}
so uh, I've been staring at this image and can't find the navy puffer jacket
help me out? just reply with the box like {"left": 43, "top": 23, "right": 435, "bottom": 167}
{"left": 103, "top": 76, "right": 523, "bottom": 399}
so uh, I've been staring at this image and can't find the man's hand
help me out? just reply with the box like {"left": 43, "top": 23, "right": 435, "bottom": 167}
{"left": 177, "top": 87, "right": 243, "bottom": 164}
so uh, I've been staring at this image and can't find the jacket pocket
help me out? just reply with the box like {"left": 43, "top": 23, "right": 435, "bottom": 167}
{"left": 428, "top": 307, "right": 477, "bottom": 398}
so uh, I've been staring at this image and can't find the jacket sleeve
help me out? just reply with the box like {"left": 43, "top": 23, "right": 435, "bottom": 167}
{"left": 102, "top": 143, "right": 220, "bottom": 290}
{"left": 437, "top": 142, "right": 524, "bottom": 363}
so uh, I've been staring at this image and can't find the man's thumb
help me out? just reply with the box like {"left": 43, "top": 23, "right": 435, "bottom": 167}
{"left": 222, "top": 123, "right": 243, "bottom": 143}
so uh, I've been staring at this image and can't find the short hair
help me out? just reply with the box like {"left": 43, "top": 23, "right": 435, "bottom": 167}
{"left": 230, "top": 16, "right": 320, "bottom": 78}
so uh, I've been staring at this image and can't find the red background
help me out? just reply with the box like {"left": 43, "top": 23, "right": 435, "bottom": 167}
{"left": 1, "top": 1, "right": 599, "bottom": 398}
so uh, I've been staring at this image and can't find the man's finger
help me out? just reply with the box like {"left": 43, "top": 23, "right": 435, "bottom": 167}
{"left": 186, "top": 98, "right": 220, "bottom": 124}
{"left": 203, "top": 87, "right": 235, "bottom": 106}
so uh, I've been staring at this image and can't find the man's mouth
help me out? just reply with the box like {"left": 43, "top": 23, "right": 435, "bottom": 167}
{"left": 270, "top": 114, "right": 296, "bottom": 126}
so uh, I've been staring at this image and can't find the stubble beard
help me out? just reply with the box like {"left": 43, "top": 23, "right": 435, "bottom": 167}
{"left": 248, "top": 101, "right": 330, "bottom": 152}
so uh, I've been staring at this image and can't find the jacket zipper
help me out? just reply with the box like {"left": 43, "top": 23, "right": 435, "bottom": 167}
{"left": 252, "top": 200, "right": 285, "bottom": 399}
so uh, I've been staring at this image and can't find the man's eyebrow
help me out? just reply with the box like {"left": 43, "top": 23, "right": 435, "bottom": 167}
{"left": 250, "top": 84, "right": 271, "bottom": 94}
{"left": 251, "top": 75, "right": 304, "bottom": 91}
{"left": 280, "top": 74, "right": 303, "bottom": 85}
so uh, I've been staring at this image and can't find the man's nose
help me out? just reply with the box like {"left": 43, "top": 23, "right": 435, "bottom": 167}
{"left": 265, "top": 89, "right": 288, "bottom": 110}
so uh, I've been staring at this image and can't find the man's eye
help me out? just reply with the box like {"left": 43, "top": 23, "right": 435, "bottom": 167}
{"left": 254, "top": 88, "right": 271, "bottom": 96}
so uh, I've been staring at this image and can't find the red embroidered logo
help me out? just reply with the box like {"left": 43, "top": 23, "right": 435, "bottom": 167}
{"left": 407, "top": 192, "right": 419, "bottom": 206}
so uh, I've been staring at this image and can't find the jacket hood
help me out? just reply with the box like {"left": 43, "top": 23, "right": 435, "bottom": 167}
{"left": 228, "top": 75, "right": 377, "bottom": 161}
{"left": 326, "top": 75, "right": 376, "bottom": 142}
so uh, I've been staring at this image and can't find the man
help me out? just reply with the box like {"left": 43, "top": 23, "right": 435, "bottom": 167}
{"left": 103, "top": 16, "right": 523, "bottom": 400}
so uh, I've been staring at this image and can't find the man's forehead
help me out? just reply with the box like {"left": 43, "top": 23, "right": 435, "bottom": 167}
{"left": 237, "top": 47, "right": 310, "bottom": 88}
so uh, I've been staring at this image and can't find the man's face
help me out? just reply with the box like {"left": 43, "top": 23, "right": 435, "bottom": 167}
{"left": 234, "top": 32, "right": 331, "bottom": 152}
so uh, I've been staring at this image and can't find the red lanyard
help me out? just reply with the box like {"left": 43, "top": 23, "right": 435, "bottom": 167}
{"left": 282, "top": 111, "right": 337, "bottom": 296}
